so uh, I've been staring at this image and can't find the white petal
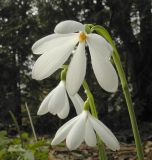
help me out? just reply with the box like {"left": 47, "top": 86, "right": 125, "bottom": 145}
{"left": 48, "top": 81, "right": 66, "bottom": 115}
{"left": 51, "top": 115, "right": 80, "bottom": 145}
{"left": 89, "top": 115, "right": 120, "bottom": 151}
{"left": 32, "top": 33, "right": 77, "bottom": 55}
{"left": 32, "top": 34, "right": 62, "bottom": 54}
{"left": 54, "top": 20, "right": 84, "bottom": 34}
{"left": 66, "top": 42, "right": 86, "bottom": 95}
{"left": 87, "top": 33, "right": 113, "bottom": 59}
{"left": 37, "top": 89, "right": 55, "bottom": 115}
{"left": 89, "top": 45, "right": 118, "bottom": 92}
{"left": 32, "top": 35, "right": 78, "bottom": 80}
{"left": 66, "top": 111, "right": 87, "bottom": 150}
{"left": 57, "top": 92, "right": 70, "bottom": 119}
{"left": 69, "top": 93, "right": 83, "bottom": 115}
{"left": 85, "top": 119, "right": 97, "bottom": 146}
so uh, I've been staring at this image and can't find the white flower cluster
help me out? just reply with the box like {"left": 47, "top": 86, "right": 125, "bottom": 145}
{"left": 32, "top": 20, "right": 120, "bottom": 151}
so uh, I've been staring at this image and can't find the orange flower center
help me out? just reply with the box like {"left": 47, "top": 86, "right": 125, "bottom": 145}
{"left": 79, "top": 32, "right": 87, "bottom": 42}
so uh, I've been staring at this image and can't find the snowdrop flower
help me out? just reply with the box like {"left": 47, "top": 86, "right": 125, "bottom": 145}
{"left": 37, "top": 80, "right": 83, "bottom": 119}
{"left": 32, "top": 20, "right": 118, "bottom": 95}
{"left": 51, "top": 110, "right": 120, "bottom": 151}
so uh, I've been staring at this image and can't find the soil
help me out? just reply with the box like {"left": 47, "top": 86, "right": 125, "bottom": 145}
{"left": 49, "top": 141, "right": 152, "bottom": 160}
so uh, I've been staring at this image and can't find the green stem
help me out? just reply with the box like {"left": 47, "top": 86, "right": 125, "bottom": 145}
{"left": 9, "top": 111, "right": 24, "bottom": 147}
{"left": 82, "top": 80, "right": 97, "bottom": 117}
{"left": 93, "top": 26, "right": 144, "bottom": 159}
{"left": 112, "top": 49, "right": 144, "bottom": 159}
{"left": 83, "top": 80, "right": 107, "bottom": 160}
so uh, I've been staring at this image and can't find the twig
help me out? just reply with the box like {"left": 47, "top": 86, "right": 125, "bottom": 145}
{"left": 25, "top": 102, "right": 38, "bottom": 142}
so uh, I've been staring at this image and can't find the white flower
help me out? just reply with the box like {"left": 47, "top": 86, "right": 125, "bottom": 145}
{"left": 37, "top": 80, "right": 83, "bottom": 119}
{"left": 32, "top": 20, "right": 118, "bottom": 95}
{"left": 51, "top": 110, "right": 120, "bottom": 151}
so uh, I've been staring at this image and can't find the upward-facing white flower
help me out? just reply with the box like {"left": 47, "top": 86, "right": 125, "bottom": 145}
{"left": 37, "top": 80, "right": 83, "bottom": 119}
{"left": 51, "top": 110, "right": 120, "bottom": 151}
{"left": 32, "top": 20, "right": 118, "bottom": 95}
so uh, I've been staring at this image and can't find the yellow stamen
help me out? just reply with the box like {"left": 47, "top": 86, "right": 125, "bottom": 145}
{"left": 79, "top": 32, "right": 87, "bottom": 42}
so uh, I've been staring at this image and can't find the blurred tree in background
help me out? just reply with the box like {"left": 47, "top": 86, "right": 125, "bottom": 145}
{"left": 0, "top": 0, "right": 151, "bottom": 140}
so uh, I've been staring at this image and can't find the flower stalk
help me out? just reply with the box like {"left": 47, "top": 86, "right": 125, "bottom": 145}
{"left": 93, "top": 25, "right": 144, "bottom": 159}
{"left": 113, "top": 47, "right": 144, "bottom": 160}
{"left": 83, "top": 80, "right": 107, "bottom": 160}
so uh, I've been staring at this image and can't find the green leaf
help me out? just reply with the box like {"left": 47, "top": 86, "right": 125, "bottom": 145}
{"left": 0, "top": 132, "right": 11, "bottom": 148}
{"left": 0, "top": 130, "right": 7, "bottom": 137}
{"left": 27, "top": 140, "right": 46, "bottom": 150}
{"left": 23, "top": 150, "right": 34, "bottom": 160}
{"left": 34, "top": 150, "right": 48, "bottom": 159}
{"left": 8, "top": 144, "right": 25, "bottom": 153}
{"left": 21, "top": 132, "right": 29, "bottom": 140}
{"left": 0, "top": 148, "right": 7, "bottom": 158}
{"left": 12, "top": 137, "right": 21, "bottom": 145}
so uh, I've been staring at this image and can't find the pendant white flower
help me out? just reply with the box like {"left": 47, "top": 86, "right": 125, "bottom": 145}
{"left": 32, "top": 20, "right": 118, "bottom": 95}
{"left": 37, "top": 80, "right": 83, "bottom": 119}
{"left": 51, "top": 110, "right": 120, "bottom": 151}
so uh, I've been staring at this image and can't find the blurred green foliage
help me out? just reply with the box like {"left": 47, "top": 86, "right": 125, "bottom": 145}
{"left": 0, "top": 130, "right": 49, "bottom": 160}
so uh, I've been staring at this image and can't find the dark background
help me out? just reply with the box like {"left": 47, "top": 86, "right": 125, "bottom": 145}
{"left": 0, "top": 0, "right": 152, "bottom": 143}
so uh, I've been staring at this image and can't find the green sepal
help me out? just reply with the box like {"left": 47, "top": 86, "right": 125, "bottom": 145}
{"left": 84, "top": 24, "right": 94, "bottom": 34}
{"left": 83, "top": 98, "right": 90, "bottom": 111}
{"left": 60, "top": 68, "right": 67, "bottom": 81}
